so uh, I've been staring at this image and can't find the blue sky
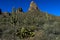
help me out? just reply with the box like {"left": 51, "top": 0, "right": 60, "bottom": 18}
{"left": 0, "top": 0, "right": 60, "bottom": 16}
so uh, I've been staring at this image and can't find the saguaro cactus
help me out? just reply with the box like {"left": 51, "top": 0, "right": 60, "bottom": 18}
{"left": 12, "top": 7, "right": 16, "bottom": 14}
{"left": 10, "top": 7, "right": 18, "bottom": 40}
{"left": 46, "top": 12, "right": 49, "bottom": 21}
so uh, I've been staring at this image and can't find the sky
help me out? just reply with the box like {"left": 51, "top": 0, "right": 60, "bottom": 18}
{"left": 0, "top": 0, "right": 60, "bottom": 16}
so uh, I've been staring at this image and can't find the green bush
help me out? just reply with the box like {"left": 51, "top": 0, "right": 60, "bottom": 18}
{"left": 16, "top": 26, "right": 35, "bottom": 39}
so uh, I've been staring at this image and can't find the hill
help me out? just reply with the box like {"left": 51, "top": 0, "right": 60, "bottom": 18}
{"left": 0, "top": 1, "right": 60, "bottom": 40}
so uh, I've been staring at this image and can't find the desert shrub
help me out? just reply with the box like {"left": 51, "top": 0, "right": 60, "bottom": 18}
{"left": 28, "top": 30, "right": 48, "bottom": 40}
{"left": 43, "top": 23, "right": 53, "bottom": 34}
{"left": 43, "top": 21, "right": 60, "bottom": 34}
{"left": 42, "top": 21, "right": 60, "bottom": 40}
{"left": 55, "top": 35, "right": 60, "bottom": 40}
{"left": 16, "top": 26, "right": 36, "bottom": 39}
{"left": 48, "top": 34, "right": 56, "bottom": 40}
{"left": 51, "top": 21, "right": 60, "bottom": 35}
{"left": 48, "top": 34, "right": 60, "bottom": 40}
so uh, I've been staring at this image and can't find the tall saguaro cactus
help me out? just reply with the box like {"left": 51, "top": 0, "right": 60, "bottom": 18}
{"left": 46, "top": 12, "right": 49, "bottom": 22}
{"left": 10, "top": 7, "right": 18, "bottom": 40}
{"left": 12, "top": 7, "right": 16, "bottom": 14}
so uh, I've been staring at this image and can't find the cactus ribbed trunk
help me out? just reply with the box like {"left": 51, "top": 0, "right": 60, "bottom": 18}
{"left": 46, "top": 12, "right": 49, "bottom": 22}
{"left": 11, "top": 7, "right": 17, "bottom": 40}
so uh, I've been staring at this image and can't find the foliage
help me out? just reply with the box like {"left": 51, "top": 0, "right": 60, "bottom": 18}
{"left": 16, "top": 26, "right": 35, "bottom": 39}
{"left": 0, "top": 7, "right": 60, "bottom": 40}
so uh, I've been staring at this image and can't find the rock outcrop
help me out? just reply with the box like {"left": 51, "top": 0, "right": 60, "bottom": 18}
{"left": 29, "top": 1, "right": 38, "bottom": 11}
{"left": 2, "top": 12, "right": 9, "bottom": 17}
{"left": 16, "top": 8, "right": 23, "bottom": 13}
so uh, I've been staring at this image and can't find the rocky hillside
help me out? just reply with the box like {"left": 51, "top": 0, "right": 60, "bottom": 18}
{"left": 0, "top": 1, "right": 60, "bottom": 40}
